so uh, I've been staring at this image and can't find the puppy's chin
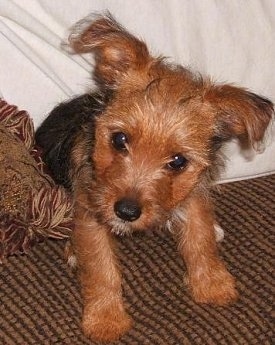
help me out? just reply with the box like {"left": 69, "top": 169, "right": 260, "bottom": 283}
{"left": 107, "top": 216, "right": 162, "bottom": 236}
{"left": 108, "top": 219, "right": 134, "bottom": 236}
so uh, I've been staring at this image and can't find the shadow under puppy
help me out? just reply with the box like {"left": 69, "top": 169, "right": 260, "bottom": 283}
{"left": 35, "top": 13, "right": 273, "bottom": 342}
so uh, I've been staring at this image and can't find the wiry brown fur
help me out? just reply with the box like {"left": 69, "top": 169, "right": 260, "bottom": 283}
{"left": 37, "top": 13, "right": 274, "bottom": 342}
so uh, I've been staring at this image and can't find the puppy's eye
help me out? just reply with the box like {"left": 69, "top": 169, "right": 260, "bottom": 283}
{"left": 167, "top": 154, "right": 188, "bottom": 171}
{"left": 111, "top": 132, "right": 128, "bottom": 151}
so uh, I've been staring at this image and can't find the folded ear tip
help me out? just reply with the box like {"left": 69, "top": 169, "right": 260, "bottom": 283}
{"left": 67, "top": 12, "right": 123, "bottom": 52}
{"left": 248, "top": 92, "right": 274, "bottom": 117}
{"left": 248, "top": 92, "right": 274, "bottom": 144}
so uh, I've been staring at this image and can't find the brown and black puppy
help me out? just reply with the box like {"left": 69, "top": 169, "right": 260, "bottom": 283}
{"left": 36, "top": 13, "right": 273, "bottom": 342}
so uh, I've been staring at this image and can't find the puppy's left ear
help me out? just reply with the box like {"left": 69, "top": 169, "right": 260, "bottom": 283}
{"left": 206, "top": 84, "right": 274, "bottom": 149}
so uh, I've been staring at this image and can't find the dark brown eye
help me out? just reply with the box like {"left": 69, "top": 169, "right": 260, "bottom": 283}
{"left": 111, "top": 132, "right": 128, "bottom": 151}
{"left": 167, "top": 154, "right": 188, "bottom": 171}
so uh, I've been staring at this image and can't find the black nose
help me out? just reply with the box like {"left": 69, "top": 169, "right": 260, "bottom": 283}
{"left": 114, "top": 198, "right": 142, "bottom": 222}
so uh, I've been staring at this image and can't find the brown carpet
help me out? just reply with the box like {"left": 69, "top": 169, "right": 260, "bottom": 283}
{"left": 0, "top": 175, "right": 274, "bottom": 345}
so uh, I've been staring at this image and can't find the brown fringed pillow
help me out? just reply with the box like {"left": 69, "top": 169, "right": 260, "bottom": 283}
{"left": 0, "top": 99, "right": 73, "bottom": 262}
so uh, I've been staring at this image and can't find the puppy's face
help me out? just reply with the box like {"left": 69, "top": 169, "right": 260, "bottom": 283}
{"left": 92, "top": 68, "right": 214, "bottom": 233}
{"left": 70, "top": 14, "right": 273, "bottom": 234}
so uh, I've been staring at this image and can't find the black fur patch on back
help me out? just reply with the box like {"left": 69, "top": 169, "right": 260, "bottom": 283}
{"left": 35, "top": 93, "right": 108, "bottom": 188}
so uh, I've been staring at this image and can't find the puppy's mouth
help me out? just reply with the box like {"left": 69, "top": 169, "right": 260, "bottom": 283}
{"left": 108, "top": 219, "right": 137, "bottom": 236}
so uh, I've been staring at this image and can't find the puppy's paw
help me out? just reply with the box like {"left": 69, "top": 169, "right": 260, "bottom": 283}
{"left": 189, "top": 265, "right": 238, "bottom": 306}
{"left": 82, "top": 304, "right": 132, "bottom": 342}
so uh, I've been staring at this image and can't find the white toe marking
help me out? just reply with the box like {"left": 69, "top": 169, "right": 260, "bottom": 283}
{"left": 214, "top": 223, "right": 225, "bottom": 242}
{"left": 67, "top": 255, "right": 77, "bottom": 268}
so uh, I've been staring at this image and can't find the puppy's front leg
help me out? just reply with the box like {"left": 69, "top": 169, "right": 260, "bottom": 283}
{"left": 178, "top": 193, "right": 238, "bottom": 305}
{"left": 73, "top": 203, "right": 132, "bottom": 342}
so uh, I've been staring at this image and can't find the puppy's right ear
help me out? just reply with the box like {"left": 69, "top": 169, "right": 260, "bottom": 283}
{"left": 68, "top": 13, "right": 151, "bottom": 88}
{"left": 205, "top": 83, "right": 274, "bottom": 151}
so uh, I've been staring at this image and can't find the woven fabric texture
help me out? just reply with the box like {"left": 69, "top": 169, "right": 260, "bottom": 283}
{"left": 0, "top": 175, "right": 274, "bottom": 345}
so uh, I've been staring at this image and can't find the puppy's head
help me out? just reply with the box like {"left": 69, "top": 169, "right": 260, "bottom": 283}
{"left": 70, "top": 13, "right": 273, "bottom": 234}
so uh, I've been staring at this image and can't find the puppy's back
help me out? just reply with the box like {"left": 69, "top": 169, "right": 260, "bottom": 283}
{"left": 35, "top": 93, "right": 100, "bottom": 188}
